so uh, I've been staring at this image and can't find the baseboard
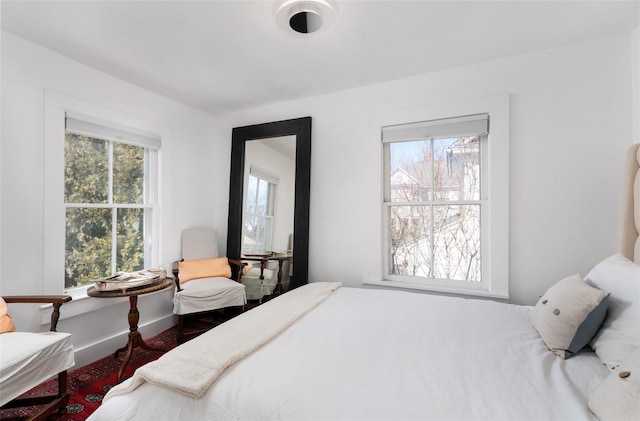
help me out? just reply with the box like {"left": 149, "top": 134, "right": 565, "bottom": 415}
{"left": 72, "top": 314, "right": 175, "bottom": 367}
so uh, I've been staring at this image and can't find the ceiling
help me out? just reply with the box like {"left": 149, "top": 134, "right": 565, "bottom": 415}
{"left": 2, "top": 0, "right": 638, "bottom": 115}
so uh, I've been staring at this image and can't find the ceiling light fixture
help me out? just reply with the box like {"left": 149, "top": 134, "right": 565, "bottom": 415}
{"left": 275, "top": 0, "right": 338, "bottom": 36}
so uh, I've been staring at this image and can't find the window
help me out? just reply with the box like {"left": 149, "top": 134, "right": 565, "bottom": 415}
{"left": 63, "top": 115, "right": 159, "bottom": 289}
{"left": 242, "top": 167, "right": 278, "bottom": 254}
{"left": 382, "top": 112, "right": 507, "bottom": 297}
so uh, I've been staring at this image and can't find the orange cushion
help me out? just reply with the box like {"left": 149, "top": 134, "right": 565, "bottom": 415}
{"left": 0, "top": 297, "right": 16, "bottom": 333}
{"left": 178, "top": 257, "right": 232, "bottom": 284}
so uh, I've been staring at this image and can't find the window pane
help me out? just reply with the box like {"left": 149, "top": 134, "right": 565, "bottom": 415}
{"left": 65, "top": 207, "right": 112, "bottom": 288}
{"left": 256, "top": 179, "right": 269, "bottom": 215}
{"left": 117, "top": 208, "right": 145, "bottom": 273}
{"left": 256, "top": 216, "right": 273, "bottom": 252}
{"left": 113, "top": 142, "right": 145, "bottom": 204}
{"left": 242, "top": 215, "right": 273, "bottom": 254}
{"left": 389, "top": 205, "right": 432, "bottom": 277}
{"left": 389, "top": 140, "right": 431, "bottom": 202}
{"left": 243, "top": 215, "right": 259, "bottom": 253}
{"left": 65, "top": 133, "right": 108, "bottom": 203}
{"left": 432, "top": 205, "right": 481, "bottom": 281}
{"left": 433, "top": 137, "right": 480, "bottom": 201}
{"left": 247, "top": 175, "right": 258, "bottom": 214}
{"left": 389, "top": 137, "right": 480, "bottom": 203}
{"left": 388, "top": 204, "right": 481, "bottom": 282}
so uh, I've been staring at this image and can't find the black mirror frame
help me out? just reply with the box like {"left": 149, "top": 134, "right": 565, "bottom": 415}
{"left": 227, "top": 116, "right": 311, "bottom": 289}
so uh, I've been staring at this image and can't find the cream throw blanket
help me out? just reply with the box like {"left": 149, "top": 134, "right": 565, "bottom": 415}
{"left": 103, "top": 282, "right": 342, "bottom": 402}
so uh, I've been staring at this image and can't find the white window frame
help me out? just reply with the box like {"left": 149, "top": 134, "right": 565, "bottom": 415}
{"left": 383, "top": 126, "right": 487, "bottom": 286}
{"left": 64, "top": 120, "right": 159, "bottom": 288}
{"left": 364, "top": 95, "right": 509, "bottom": 299}
{"left": 242, "top": 166, "right": 278, "bottom": 254}
{"left": 43, "top": 91, "right": 172, "bottom": 319}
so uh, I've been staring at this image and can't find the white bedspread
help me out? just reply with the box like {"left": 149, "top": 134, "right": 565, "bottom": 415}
{"left": 90, "top": 286, "right": 609, "bottom": 420}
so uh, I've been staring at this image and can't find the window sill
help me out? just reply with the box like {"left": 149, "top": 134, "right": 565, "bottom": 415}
{"left": 361, "top": 279, "right": 509, "bottom": 301}
{"left": 39, "top": 286, "right": 128, "bottom": 325}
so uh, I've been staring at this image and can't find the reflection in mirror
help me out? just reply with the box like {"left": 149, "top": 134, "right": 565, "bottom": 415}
{"left": 227, "top": 117, "right": 311, "bottom": 298}
{"left": 242, "top": 136, "right": 295, "bottom": 255}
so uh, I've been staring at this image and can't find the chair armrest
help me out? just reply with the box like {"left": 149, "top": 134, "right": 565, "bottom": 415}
{"left": 240, "top": 255, "right": 270, "bottom": 280}
{"left": 173, "top": 260, "right": 182, "bottom": 292}
{"left": 2, "top": 295, "right": 72, "bottom": 305}
{"left": 173, "top": 276, "right": 182, "bottom": 292}
{"left": 228, "top": 258, "right": 247, "bottom": 283}
{"left": 2, "top": 295, "right": 72, "bottom": 332}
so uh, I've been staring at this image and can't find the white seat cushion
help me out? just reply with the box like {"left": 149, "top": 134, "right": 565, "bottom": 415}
{"left": 242, "top": 269, "right": 276, "bottom": 300}
{"left": 0, "top": 331, "right": 75, "bottom": 406}
{"left": 173, "top": 277, "right": 246, "bottom": 315}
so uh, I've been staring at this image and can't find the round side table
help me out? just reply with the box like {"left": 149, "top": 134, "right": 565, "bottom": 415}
{"left": 87, "top": 278, "right": 173, "bottom": 383}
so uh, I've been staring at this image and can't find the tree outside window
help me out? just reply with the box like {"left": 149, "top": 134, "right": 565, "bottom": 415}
{"left": 64, "top": 132, "right": 155, "bottom": 288}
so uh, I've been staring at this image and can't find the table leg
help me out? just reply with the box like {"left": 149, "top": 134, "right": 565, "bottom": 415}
{"left": 113, "top": 295, "right": 166, "bottom": 383}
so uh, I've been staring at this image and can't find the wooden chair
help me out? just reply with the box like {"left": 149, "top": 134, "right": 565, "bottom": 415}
{"left": 172, "top": 228, "right": 247, "bottom": 343}
{"left": 0, "top": 295, "right": 74, "bottom": 421}
{"left": 241, "top": 251, "right": 293, "bottom": 302}
{"left": 240, "top": 254, "right": 277, "bottom": 302}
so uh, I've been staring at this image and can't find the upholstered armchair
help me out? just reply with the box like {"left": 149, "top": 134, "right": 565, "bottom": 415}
{"left": 0, "top": 295, "right": 74, "bottom": 420}
{"left": 172, "top": 228, "right": 246, "bottom": 343}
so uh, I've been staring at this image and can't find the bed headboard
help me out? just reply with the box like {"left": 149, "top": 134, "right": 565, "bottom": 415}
{"left": 620, "top": 143, "right": 640, "bottom": 264}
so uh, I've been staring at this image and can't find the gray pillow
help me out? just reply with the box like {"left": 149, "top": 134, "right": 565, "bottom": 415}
{"left": 531, "top": 274, "right": 609, "bottom": 359}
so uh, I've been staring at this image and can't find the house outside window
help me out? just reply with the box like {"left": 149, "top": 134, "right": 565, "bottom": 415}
{"left": 64, "top": 115, "right": 159, "bottom": 289}
{"left": 383, "top": 114, "right": 495, "bottom": 292}
{"left": 242, "top": 167, "right": 278, "bottom": 254}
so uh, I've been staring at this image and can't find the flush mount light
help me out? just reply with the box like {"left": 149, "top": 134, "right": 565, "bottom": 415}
{"left": 275, "top": 0, "right": 338, "bottom": 36}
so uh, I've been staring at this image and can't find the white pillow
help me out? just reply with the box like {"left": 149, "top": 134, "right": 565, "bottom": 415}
{"left": 588, "top": 350, "right": 640, "bottom": 420}
{"left": 585, "top": 254, "right": 640, "bottom": 370}
{"left": 531, "top": 274, "right": 609, "bottom": 359}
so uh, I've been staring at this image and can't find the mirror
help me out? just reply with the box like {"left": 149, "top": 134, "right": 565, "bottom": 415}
{"left": 227, "top": 117, "right": 311, "bottom": 291}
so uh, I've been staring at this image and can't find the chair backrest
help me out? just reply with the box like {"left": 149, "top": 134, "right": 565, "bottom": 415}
{"left": 182, "top": 228, "right": 220, "bottom": 260}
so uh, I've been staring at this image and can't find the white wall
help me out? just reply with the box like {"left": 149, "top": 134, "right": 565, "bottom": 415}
{"left": 0, "top": 31, "right": 221, "bottom": 365}
{"left": 214, "top": 35, "right": 634, "bottom": 305}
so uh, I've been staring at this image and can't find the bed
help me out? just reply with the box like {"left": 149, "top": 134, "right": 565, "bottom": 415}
{"left": 89, "top": 144, "right": 640, "bottom": 421}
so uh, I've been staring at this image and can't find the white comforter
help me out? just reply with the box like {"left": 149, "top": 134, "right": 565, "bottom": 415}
{"left": 90, "top": 286, "right": 609, "bottom": 420}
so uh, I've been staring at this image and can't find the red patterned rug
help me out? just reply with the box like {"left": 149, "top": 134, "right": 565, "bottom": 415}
{"left": 1, "top": 327, "right": 178, "bottom": 421}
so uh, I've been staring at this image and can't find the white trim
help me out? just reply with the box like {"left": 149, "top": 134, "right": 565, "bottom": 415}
{"left": 361, "top": 278, "right": 508, "bottom": 300}
{"left": 43, "top": 90, "right": 173, "bottom": 313}
{"left": 373, "top": 94, "right": 510, "bottom": 298}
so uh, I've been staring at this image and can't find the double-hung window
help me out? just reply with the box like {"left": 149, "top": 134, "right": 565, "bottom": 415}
{"left": 242, "top": 166, "right": 278, "bottom": 254}
{"left": 383, "top": 113, "right": 505, "bottom": 296}
{"left": 64, "top": 115, "right": 159, "bottom": 289}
